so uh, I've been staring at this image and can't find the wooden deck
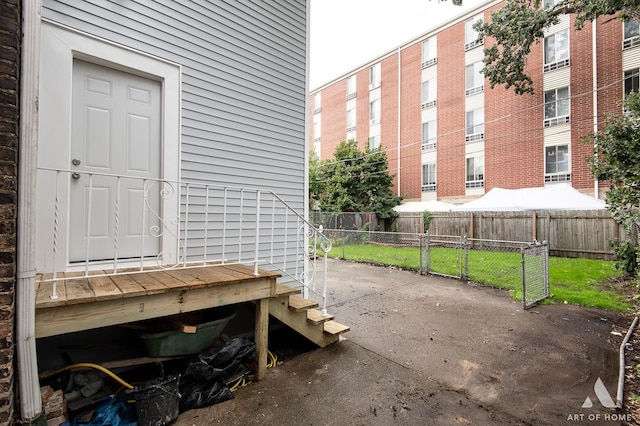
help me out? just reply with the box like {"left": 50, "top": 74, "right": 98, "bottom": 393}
{"left": 35, "top": 263, "right": 281, "bottom": 379}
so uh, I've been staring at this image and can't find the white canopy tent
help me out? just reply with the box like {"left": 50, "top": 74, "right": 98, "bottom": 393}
{"left": 394, "top": 200, "right": 455, "bottom": 212}
{"left": 451, "top": 184, "right": 606, "bottom": 211}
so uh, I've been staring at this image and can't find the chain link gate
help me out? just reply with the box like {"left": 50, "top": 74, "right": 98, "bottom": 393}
{"left": 522, "top": 241, "right": 550, "bottom": 309}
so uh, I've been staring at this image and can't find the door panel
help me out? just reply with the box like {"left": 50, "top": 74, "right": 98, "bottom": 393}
{"left": 70, "top": 60, "right": 162, "bottom": 262}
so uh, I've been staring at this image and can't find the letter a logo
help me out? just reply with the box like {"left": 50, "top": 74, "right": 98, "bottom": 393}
{"left": 582, "top": 378, "right": 617, "bottom": 409}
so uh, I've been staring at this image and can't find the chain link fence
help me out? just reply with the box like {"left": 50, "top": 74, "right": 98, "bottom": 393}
{"left": 323, "top": 230, "right": 549, "bottom": 309}
{"left": 522, "top": 242, "right": 550, "bottom": 309}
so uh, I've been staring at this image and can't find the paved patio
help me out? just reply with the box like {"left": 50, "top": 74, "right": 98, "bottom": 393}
{"left": 174, "top": 259, "right": 633, "bottom": 425}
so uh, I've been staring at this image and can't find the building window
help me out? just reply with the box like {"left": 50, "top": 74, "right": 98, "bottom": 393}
{"left": 369, "top": 134, "right": 381, "bottom": 150}
{"left": 544, "top": 30, "right": 569, "bottom": 72}
{"left": 544, "top": 87, "right": 570, "bottom": 127}
{"left": 346, "top": 75, "right": 356, "bottom": 100}
{"left": 313, "top": 140, "right": 321, "bottom": 159}
{"left": 466, "top": 108, "right": 484, "bottom": 142}
{"left": 625, "top": 69, "right": 639, "bottom": 95}
{"left": 466, "top": 156, "right": 484, "bottom": 188}
{"left": 347, "top": 108, "right": 356, "bottom": 132}
{"left": 465, "top": 15, "right": 483, "bottom": 50}
{"left": 624, "top": 21, "right": 640, "bottom": 49}
{"left": 422, "top": 163, "right": 436, "bottom": 192}
{"left": 422, "top": 121, "right": 437, "bottom": 151}
{"left": 421, "top": 80, "right": 436, "bottom": 109}
{"left": 370, "top": 63, "right": 381, "bottom": 90}
{"left": 370, "top": 99, "right": 380, "bottom": 125}
{"left": 421, "top": 38, "right": 437, "bottom": 69}
{"left": 465, "top": 61, "right": 484, "bottom": 95}
{"left": 543, "top": 0, "right": 561, "bottom": 7}
{"left": 545, "top": 144, "right": 571, "bottom": 182}
{"left": 313, "top": 92, "right": 321, "bottom": 114}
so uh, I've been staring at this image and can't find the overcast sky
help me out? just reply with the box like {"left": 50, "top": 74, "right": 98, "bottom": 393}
{"left": 309, "top": 0, "right": 484, "bottom": 88}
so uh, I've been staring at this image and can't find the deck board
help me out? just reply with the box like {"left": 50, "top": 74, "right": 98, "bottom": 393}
{"left": 128, "top": 272, "right": 172, "bottom": 295}
{"left": 109, "top": 274, "right": 148, "bottom": 298}
{"left": 90, "top": 274, "right": 123, "bottom": 301}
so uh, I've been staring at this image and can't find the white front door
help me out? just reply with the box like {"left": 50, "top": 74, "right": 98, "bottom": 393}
{"left": 69, "top": 60, "right": 162, "bottom": 262}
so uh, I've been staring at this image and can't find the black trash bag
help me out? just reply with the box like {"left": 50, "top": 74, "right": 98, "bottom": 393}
{"left": 185, "top": 337, "right": 256, "bottom": 383}
{"left": 178, "top": 377, "right": 234, "bottom": 412}
{"left": 198, "top": 336, "right": 256, "bottom": 367}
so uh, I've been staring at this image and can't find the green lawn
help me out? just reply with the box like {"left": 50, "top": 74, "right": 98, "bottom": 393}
{"left": 327, "top": 243, "right": 631, "bottom": 312}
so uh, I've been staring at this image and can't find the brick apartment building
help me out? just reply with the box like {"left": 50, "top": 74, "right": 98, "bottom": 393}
{"left": 309, "top": 0, "right": 637, "bottom": 204}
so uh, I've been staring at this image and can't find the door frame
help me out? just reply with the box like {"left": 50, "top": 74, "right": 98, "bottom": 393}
{"left": 36, "top": 20, "right": 182, "bottom": 272}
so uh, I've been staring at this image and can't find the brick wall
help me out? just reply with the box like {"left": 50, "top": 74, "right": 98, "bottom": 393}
{"left": 437, "top": 20, "right": 466, "bottom": 197}
{"left": 309, "top": 2, "right": 626, "bottom": 202}
{"left": 398, "top": 43, "right": 421, "bottom": 200}
{"left": 0, "top": 0, "right": 19, "bottom": 424}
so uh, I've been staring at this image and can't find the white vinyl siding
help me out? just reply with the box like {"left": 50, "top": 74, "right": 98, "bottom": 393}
{"left": 43, "top": 0, "right": 307, "bottom": 200}
{"left": 42, "top": 0, "right": 308, "bottom": 271}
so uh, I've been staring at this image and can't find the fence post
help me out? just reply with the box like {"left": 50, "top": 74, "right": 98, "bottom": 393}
{"left": 419, "top": 234, "right": 423, "bottom": 274}
{"left": 462, "top": 235, "right": 469, "bottom": 279}
{"left": 425, "top": 233, "right": 431, "bottom": 274}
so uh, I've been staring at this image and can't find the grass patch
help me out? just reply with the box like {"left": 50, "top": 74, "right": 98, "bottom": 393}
{"left": 327, "top": 243, "right": 631, "bottom": 312}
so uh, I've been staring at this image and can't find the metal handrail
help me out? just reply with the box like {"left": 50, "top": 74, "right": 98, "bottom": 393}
{"left": 36, "top": 167, "right": 332, "bottom": 315}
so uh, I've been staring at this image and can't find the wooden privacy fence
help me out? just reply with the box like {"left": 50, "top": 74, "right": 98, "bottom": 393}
{"left": 396, "top": 210, "right": 626, "bottom": 260}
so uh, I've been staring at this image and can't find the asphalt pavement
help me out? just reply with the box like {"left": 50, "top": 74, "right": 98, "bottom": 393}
{"left": 173, "top": 259, "right": 634, "bottom": 425}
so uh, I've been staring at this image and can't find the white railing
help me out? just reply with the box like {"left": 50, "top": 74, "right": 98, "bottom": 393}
{"left": 36, "top": 168, "right": 333, "bottom": 315}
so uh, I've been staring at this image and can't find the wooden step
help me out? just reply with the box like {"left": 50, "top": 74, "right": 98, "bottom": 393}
{"left": 306, "top": 308, "right": 334, "bottom": 324}
{"left": 288, "top": 295, "right": 318, "bottom": 312}
{"left": 324, "top": 320, "right": 350, "bottom": 336}
{"left": 274, "top": 283, "right": 301, "bottom": 297}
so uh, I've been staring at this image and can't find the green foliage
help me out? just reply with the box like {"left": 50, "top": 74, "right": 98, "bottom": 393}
{"left": 309, "top": 151, "right": 324, "bottom": 211}
{"left": 476, "top": 0, "right": 640, "bottom": 95}
{"left": 309, "top": 139, "right": 403, "bottom": 220}
{"left": 423, "top": 210, "right": 432, "bottom": 233}
{"left": 610, "top": 239, "right": 639, "bottom": 276}
{"left": 586, "top": 91, "right": 640, "bottom": 276}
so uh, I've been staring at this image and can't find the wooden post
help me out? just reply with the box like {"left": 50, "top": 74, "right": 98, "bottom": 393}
{"left": 532, "top": 211, "right": 537, "bottom": 241}
{"left": 469, "top": 212, "right": 474, "bottom": 239}
{"left": 255, "top": 298, "right": 269, "bottom": 380}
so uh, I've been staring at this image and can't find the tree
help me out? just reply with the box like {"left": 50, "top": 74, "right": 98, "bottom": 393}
{"left": 586, "top": 92, "right": 640, "bottom": 276}
{"left": 310, "top": 139, "right": 403, "bottom": 227}
{"left": 309, "top": 150, "right": 324, "bottom": 211}
{"left": 476, "top": 0, "right": 640, "bottom": 95}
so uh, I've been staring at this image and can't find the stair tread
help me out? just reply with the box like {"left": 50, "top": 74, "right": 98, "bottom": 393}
{"left": 274, "top": 283, "right": 301, "bottom": 297}
{"left": 324, "top": 320, "right": 350, "bottom": 335}
{"left": 306, "top": 308, "right": 334, "bottom": 324}
{"left": 288, "top": 295, "right": 319, "bottom": 312}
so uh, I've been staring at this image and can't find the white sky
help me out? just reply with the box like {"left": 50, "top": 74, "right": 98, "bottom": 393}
{"left": 309, "top": 0, "right": 485, "bottom": 89}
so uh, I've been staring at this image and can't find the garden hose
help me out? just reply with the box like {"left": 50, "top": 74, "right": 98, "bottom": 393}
{"left": 229, "top": 350, "right": 278, "bottom": 392}
{"left": 41, "top": 362, "right": 134, "bottom": 390}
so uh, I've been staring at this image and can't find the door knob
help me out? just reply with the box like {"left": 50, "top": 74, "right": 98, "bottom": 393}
{"left": 71, "top": 172, "right": 81, "bottom": 180}
{"left": 72, "top": 159, "right": 81, "bottom": 166}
